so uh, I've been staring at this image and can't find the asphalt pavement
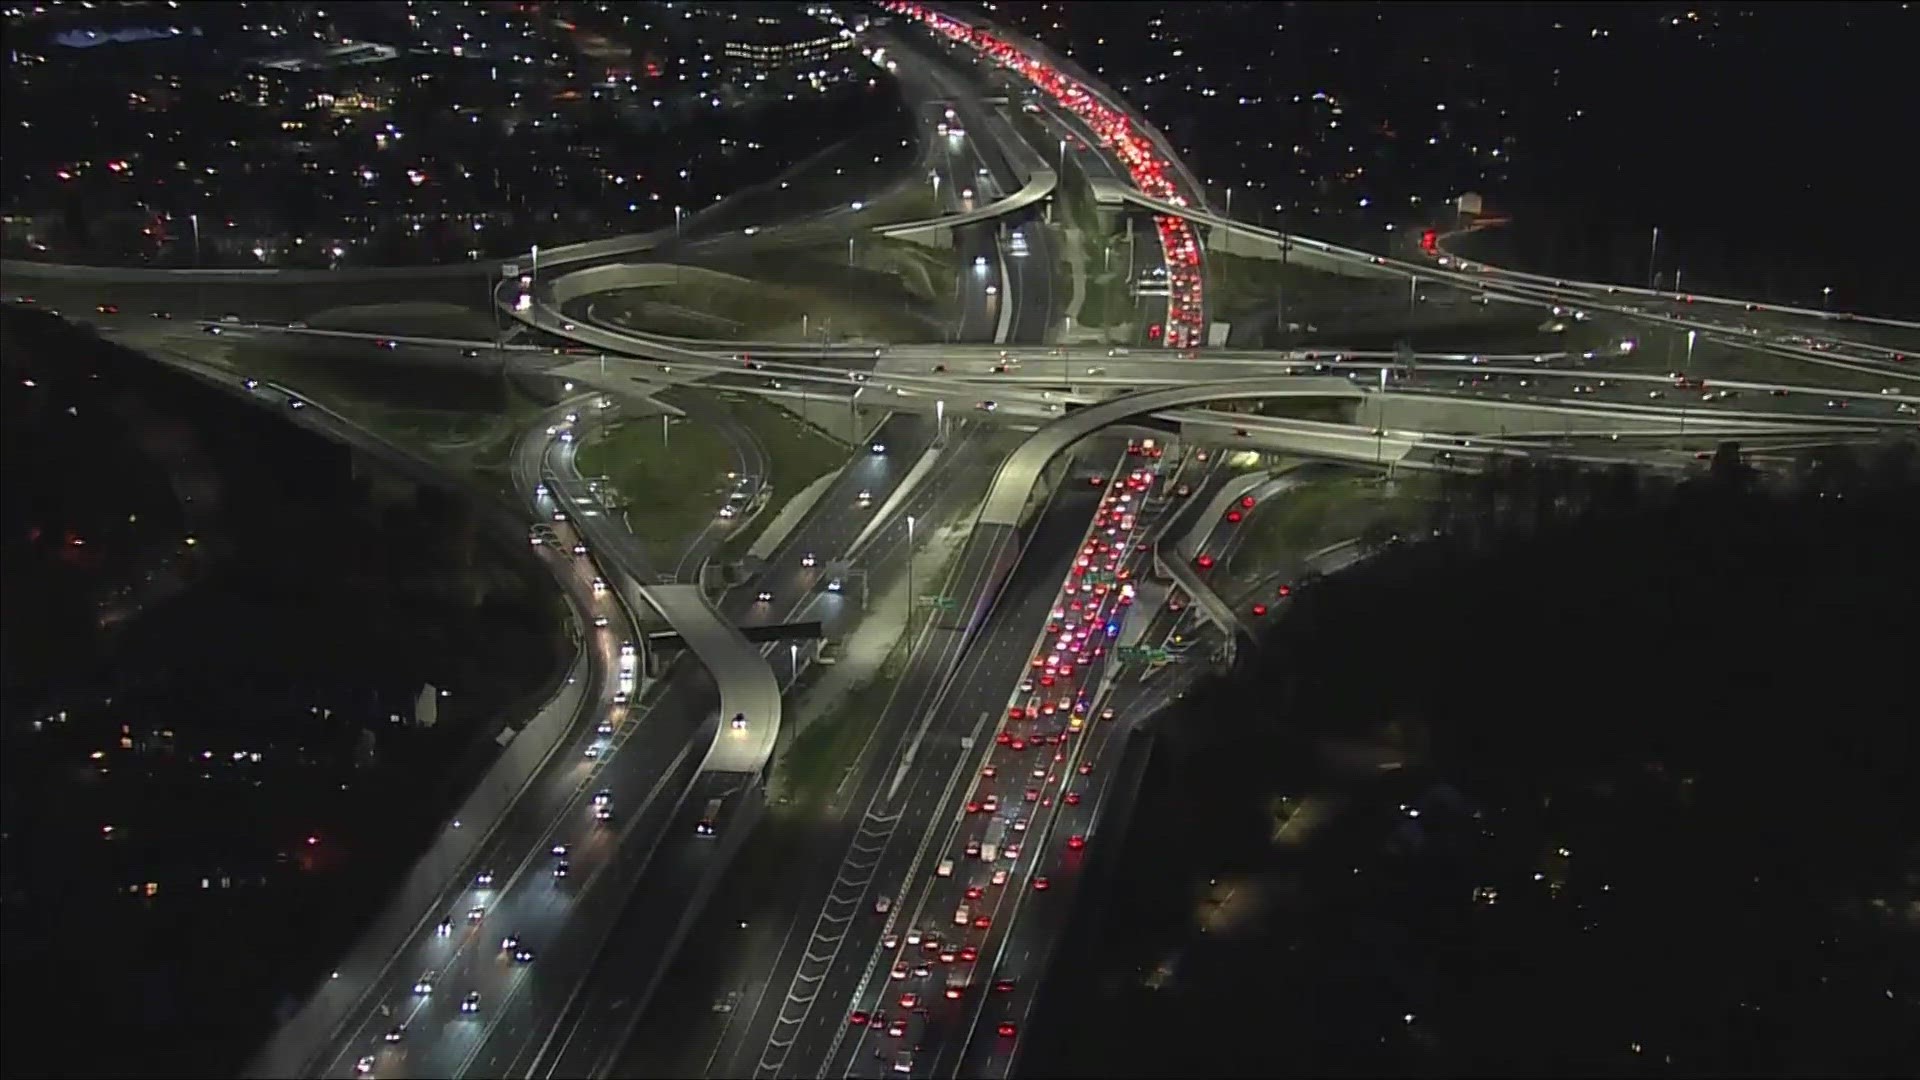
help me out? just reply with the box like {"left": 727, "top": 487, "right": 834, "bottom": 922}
{"left": 533, "top": 418, "right": 1036, "bottom": 1068}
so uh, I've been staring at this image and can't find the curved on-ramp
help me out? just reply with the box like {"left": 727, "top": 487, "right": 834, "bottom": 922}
{"left": 534, "top": 415, "right": 783, "bottom": 778}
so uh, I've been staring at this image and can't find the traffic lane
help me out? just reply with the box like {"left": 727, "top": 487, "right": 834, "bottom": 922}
{"left": 722, "top": 417, "right": 936, "bottom": 627}
{"left": 312, "top": 600, "right": 626, "bottom": 1074}
{"left": 904, "top": 483, "right": 1171, "bottom": 1077}
{"left": 621, "top": 450, "right": 1007, "bottom": 1079}
{"left": 497, "top": 774, "right": 739, "bottom": 1080}
{"left": 787, "top": 572, "right": 1073, "bottom": 1077}
{"left": 670, "top": 399, "right": 769, "bottom": 582}
{"left": 824, "top": 610, "right": 1129, "bottom": 1074}
{"left": 776, "top": 485, "right": 1104, "bottom": 1072}
{"left": 537, "top": 428, "right": 990, "bottom": 1076}
{"left": 733, "top": 485, "right": 1089, "bottom": 1078}
{"left": 731, "top": 538, "right": 1021, "bottom": 1079}
{"left": 948, "top": 708, "right": 1138, "bottom": 1080}
{"left": 447, "top": 739, "right": 712, "bottom": 1080}
{"left": 329, "top": 667, "right": 716, "bottom": 1079}
{"left": 1005, "top": 210, "right": 1057, "bottom": 347}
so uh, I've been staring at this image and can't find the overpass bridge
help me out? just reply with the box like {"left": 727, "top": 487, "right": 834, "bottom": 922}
{"left": 876, "top": 168, "right": 1057, "bottom": 248}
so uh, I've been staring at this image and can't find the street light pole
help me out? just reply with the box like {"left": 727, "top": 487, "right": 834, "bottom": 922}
{"left": 1647, "top": 226, "right": 1660, "bottom": 289}
{"left": 189, "top": 213, "right": 203, "bottom": 323}
{"left": 789, "top": 642, "right": 800, "bottom": 690}
{"left": 906, "top": 515, "right": 916, "bottom": 632}
{"left": 1681, "top": 329, "right": 1696, "bottom": 437}
{"left": 1375, "top": 366, "right": 1388, "bottom": 467}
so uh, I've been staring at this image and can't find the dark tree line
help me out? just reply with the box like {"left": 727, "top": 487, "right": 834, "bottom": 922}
{"left": 1025, "top": 443, "right": 1920, "bottom": 1078}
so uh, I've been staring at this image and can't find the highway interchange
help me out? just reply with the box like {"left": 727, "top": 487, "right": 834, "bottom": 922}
{"left": 5, "top": 5, "right": 1915, "bottom": 1080}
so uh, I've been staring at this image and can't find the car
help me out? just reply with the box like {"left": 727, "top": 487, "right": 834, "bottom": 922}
{"left": 801, "top": 553, "right": 817, "bottom": 568}
{"left": 554, "top": 860, "right": 570, "bottom": 877}
{"left": 998, "top": 1021, "right": 1019, "bottom": 1037}
{"left": 356, "top": 1056, "right": 375, "bottom": 1075}
{"left": 384, "top": 1026, "right": 405, "bottom": 1043}
{"left": 994, "top": 978, "right": 1017, "bottom": 993}
{"left": 203, "top": 324, "right": 223, "bottom": 335}
{"left": 875, "top": 895, "right": 893, "bottom": 915}
{"left": 959, "top": 945, "right": 978, "bottom": 962}
{"left": 242, "top": 378, "right": 260, "bottom": 390}
{"left": 288, "top": 398, "right": 305, "bottom": 410}
{"left": 514, "top": 948, "right": 535, "bottom": 963}
{"left": 462, "top": 348, "right": 480, "bottom": 359}
{"left": 461, "top": 992, "right": 481, "bottom": 1014}
{"left": 1100, "top": 707, "right": 1115, "bottom": 721}
{"left": 891, "top": 961, "right": 909, "bottom": 980}
{"left": 501, "top": 934, "right": 520, "bottom": 950}
{"left": 1033, "top": 876, "right": 1051, "bottom": 891}
{"left": 467, "top": 906, "right": 485, "bottom": 923}
{"left": 413, "top": 971, "right": 436, "bottom": 994}
{"left": 882, "top": 931, "right": 899, "bottom": 948}
{"left": 991, "top": 868, "right": 1008, "bottom": 886}
{"left": 594, "top": 804, "right": 613, "bottom": 821}
{"left": 1064, "top": 790, "right": 1081, "bottom": 805}
{"left": 475, "top": 869, "right": 496, "bottom": 887}
{"left": 594, "top": 789, "right": 612, "bottom": 805}
{"left": 899, "top": 992, "right": 919, "bottom": 1008}
{"left": 613, "top": 690, "right": 628, "bottom": 705}
{"left": 757, "top": 591, "right": 774, "bottom": 603}
{"left": 857, "top": 489, "right": 874, "bottom": 507}
{"left": 887, "top": 1018, "right": 908, "bottom": 1037}
{"left": 850, "top": 1010, "right": 870, "bottom": 1027}
{"left": 977, "top": 400, "right": 998, "bottom": 412}
{"left": 1078, "top": 759, "right": 1094, "bottom": 775}
{"left": 1067, "top": 833, "right": 1087, "bottom": 850}
{"left": 436, "top": 917, "right": 454, "bottom": 937}
{"left": 965, "top": 885, "right": 984, "bottom": 900}
{"left": 592, "top": 615, "right": 609, "bottom": 628}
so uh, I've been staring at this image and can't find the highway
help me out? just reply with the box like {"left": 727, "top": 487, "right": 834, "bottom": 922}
{"left": 726, "top": 441, "right": 1130, "bottom": 1080}
{"left": 14, "top": 8, "right": 1916, "bottom": 1078}
{"left": 310, "top": 401, "right": 946, "bottom": 1078}
{"left": 516, "top": 418, "right": 1032, "bottom": 1078}
{"left": 814, "top": 441, "right": 1191, "bottom": 1080}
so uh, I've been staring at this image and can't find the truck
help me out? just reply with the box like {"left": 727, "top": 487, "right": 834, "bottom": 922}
{"left": 979, "top": 816, "right": 1008, "bottom": 862}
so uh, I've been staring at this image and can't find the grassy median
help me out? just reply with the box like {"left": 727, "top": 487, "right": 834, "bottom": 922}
{"left": 574, "top": 416, "right": 736, "bottom": 542}
{"left": 1226, "top": 473, "right": 1439, "bottom": 580}
{"left": 775, "top": 637, "right": 913, "bottom": 814}
{"left": 717, "top": 396, "right": 854, "bottom": 560}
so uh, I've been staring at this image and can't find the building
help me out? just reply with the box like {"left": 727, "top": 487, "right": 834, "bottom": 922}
{"left": 706, "top": 3, "right": 852, "bottom": 77}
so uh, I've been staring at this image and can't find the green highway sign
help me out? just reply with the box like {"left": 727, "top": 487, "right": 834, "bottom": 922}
{"left": 918, "top": 595, "right": 957, "bottom": 611}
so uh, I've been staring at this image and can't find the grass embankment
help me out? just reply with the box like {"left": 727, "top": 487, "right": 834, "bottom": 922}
{"left": 774, "top": 637, "right": 913, "bottom": 814}
{"left": 717, "top": 395, "right": 853, "bottom": 560}
{"left": 1225, "top": 473, "right": 1439, "bottom": 580}
{"left": 602, "top": 259, "right": 942, "bottom": 343}
{"left": 219, "top": 329, "right": 548, "bottom": 498}
{"left": 573, "top": 416, "right": 735, "bottom": 543}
